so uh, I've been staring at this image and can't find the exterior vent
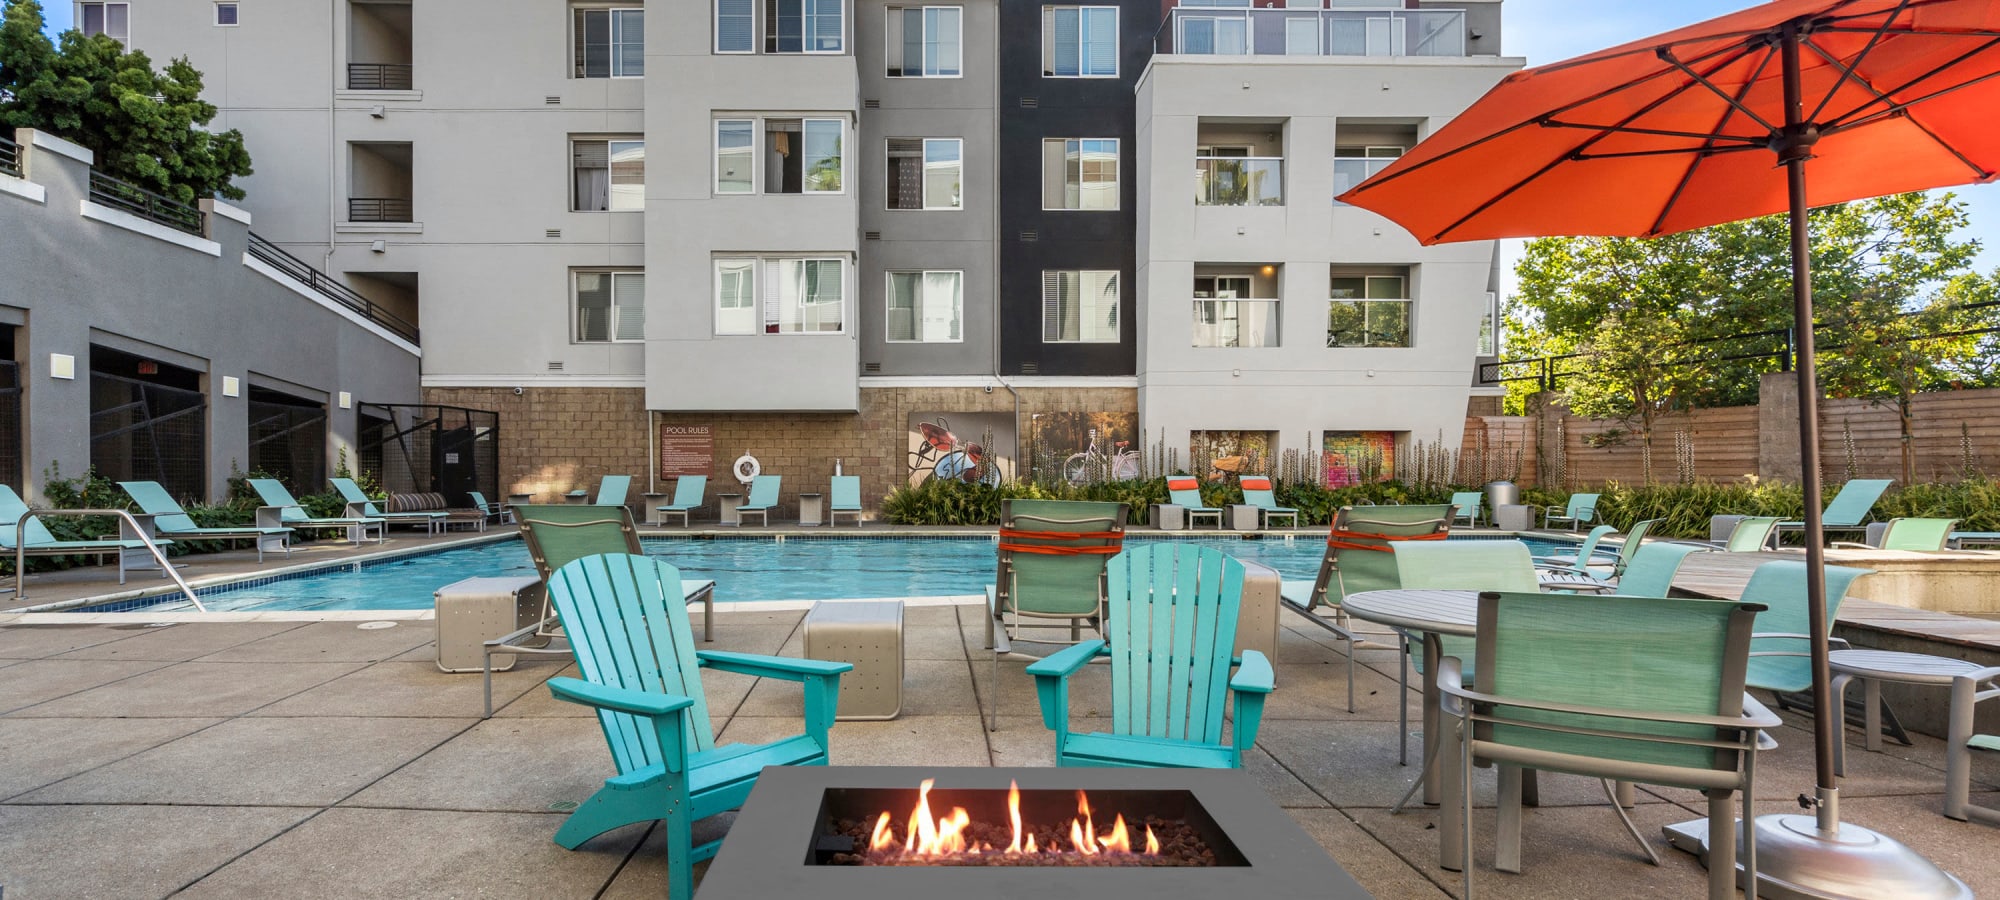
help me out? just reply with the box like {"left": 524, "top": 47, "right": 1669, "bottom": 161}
{"left": 544, "top": 95, "right": 562, "bottom": 105}
{"left": 547, "top": 361, "right": 565, "bottom": 372}
{"left": 1019, "top": 97, "right": 1038, "bottom": 108}
{"left": 544, "top": 229, "right": 562, "bottom": 239}
{"left": 863, "top": 362, "right": 883, "bottom": 373}
{"left": 864, "top": 99, "right": 881, "bottom": 109}
{"left": 864, "top": 231, "right": 882, "bottom": 241}
{"left": 1019, "top": 362, "right": 1039, "bottom": 375}
{"left": 1019, "top": 230, "right": 1038, "bottom": 242}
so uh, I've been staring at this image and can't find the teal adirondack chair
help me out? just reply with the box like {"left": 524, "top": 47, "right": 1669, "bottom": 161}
{"left": 1741, "top": 559, "right": 1873, "bottom": 696}
{"left": 594, "top": 475, "right": 632, "bottom": 507}
{"left": 828, "top": 475, "right": 862, "bottom": 526}
{"left": 0, "top": 484, "right": 174, "bottom": 591}
{"left": 1776, "top": 478, "right": 1892, "bottom": 543}
{"left": 986, "top": 498, "right": 1127, "bottom": 730}
{"left": 736, "top": 475, "right": 781, "bottom": 526}
{"left": 1279, "top": 503, "right": 1452, "bottom": 713}
{"left": 1449, "top": 491, "right": 1484, "bottom": 528}
{"left": 1165, "top": 476, "right": 1221, "bottom": 529}
{"left": 329, "top": 477, "right": 445, "bottom": 535}
{"left": 1029, "top": 544, "right": 1273, "bottom": 768}
{"left": 1543, "top": 492, "right": 1599, "bottom": 530}
{"left": 1238, "top": 475, "right": 1297, "bottom": 528}
{"left": 118, "top": 480, "right": 292, "bottom": 562}
{"left": 543, "top": 553, "right": 850, "bottom": 899}
{"left": 655, "top": 475, "right": 706, "bottom": 527}
{"left": 1834, "top": 516, "right": 1957, "bottom": 551}
{"left": 246, "top": 478, "right": 385, "bottom": 543}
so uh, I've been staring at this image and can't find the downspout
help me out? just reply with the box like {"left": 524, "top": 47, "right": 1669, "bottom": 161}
{"left": 325, "top": 0, "right": 338, "bottom": 273}
{"left": 990, "top": 41, "right": 1021, "bottom": 479}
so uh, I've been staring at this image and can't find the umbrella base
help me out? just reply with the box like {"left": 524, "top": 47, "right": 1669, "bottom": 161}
{"left": 1663, "top": 815, "right": 1970, "bottom": 899}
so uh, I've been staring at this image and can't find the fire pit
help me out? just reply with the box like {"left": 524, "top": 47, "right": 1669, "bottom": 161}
{"left": 695, "top": 766, "right": 1371, "bottom": 898}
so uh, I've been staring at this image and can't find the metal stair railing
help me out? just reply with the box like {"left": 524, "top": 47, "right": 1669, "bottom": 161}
{"left": 15, "top": 509, "right": 206, "bottom": 611}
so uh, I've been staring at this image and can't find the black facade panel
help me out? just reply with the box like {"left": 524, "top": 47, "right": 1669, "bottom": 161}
{"left": 998, "top": 0, "right": 1158, "bottom": 377}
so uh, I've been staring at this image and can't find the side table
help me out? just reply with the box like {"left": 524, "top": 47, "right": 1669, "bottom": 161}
{"left": 1493, "top": 503, "right": 1533, "bottom": 532}
{"left": 797, "top": 492, "right": 824, "bottom": 526}
{"left": 1227, "top": 504, "right": 1260, "bottom": 531}
{"left": 1829, "top": 649, "right": 1988, "bottom": 774}
{"left": 717, "top": 493, "right": 744, "bottom": 526}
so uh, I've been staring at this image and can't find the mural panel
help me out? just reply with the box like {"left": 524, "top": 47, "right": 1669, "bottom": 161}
{"left": 1323, "top": 431, "right": 1396, "bottom": 487}
{"left": 1028, "top": 411, "right": 1140, "bottom": 484}
{"left": 906, "top": 413, "right": 1015, "bottom": 487}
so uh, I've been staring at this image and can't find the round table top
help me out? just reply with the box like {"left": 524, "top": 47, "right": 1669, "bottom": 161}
{"left": 1828, "top": 649, "right": 1997, "bottom": 685}
{"left": 1340, "top": 589, "right": 1481, "bottom": 637}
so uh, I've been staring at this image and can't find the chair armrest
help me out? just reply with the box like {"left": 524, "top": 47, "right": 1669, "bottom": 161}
{"left": 548, "top": 676, "right": 694, "bottom": 718}
{"left": 1229, "top": 650, "right": 1274, "bottom": 757}
{"left": 1829, "top": 541, "right": 1874, "bottom": 550}
{"left": 1438, "top": 679, "right": 1781, "bottom": 730}
{"left": 1740, "top": 693, "right": 1785, "bottom": 731}
{"left": 1437, "top": 657, "right": 1469, "bottom": 717}
{"left": 696, "top": 650, "right": 853, "bottom": 681}
{"left": 1228, "top": 649, "right": 1274, "bottom": 695}
{"left": 1026, "top": 640, "right": 1106, "bottom": 679}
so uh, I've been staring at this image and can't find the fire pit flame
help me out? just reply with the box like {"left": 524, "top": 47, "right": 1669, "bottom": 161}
{"left": 867, "top": 778, "right": 1162, "bottom": 862}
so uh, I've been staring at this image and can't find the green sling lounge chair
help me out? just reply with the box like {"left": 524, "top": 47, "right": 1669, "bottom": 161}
{"left": 736, "top": 475, "right": 780, "bottom": 527}
{"left": 985, "top": 498, "right": 1127, "bottom": 731}
{"left": 1833, "top": 516, "right": 1957, "bottom": 551}
{"left": 1029, "top": 543, "right": 1274, "bottom": 769}
{"left": 1775, "top": 477, "right": 1892, "bottom": 544}
{"left": 594, "top": 474, "right": 631, "bottom": 507}
{"left": 1542, "top": 492, "right": 1599, "bottom": 531}
{"left": 1279, "top": 503, "right": 1453, "bottom": 714}
{"left": 654, "top": 475, "right": 706, "bottom": 527}
{"left": 1438, "top": 591, "right": 1777, "bottom": 900}
{"left": 329, "top": 477, "right": 445, "bottom": 535}
{"left": 1449, "top": 491, "right": 1484, "bottom": 528}
{"left": 828, "top": 475, "right": 862, "bottom": 526}
{"left": 118, "top": 480, "right": 292, "bottom": 562}
{"left": 0, "top": 484, "right": 175, "bottom": 594}
{"left": 245, "top": 478, "right": 385, "bottom": 544}
{"left": 1238, "top": 475, "right": 1297, "bottom": 528}
{"left": 1722, "top": 515, "right": 1783, "bottom": 552}
{"left": 1163, "top": 476, "right": 1222, "bottom": 529}
{"left": 543, "top": 552, "right": 849, "bottom": 900}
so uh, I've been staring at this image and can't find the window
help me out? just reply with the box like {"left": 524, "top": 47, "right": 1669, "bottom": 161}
{"left": 1327, "top": 273, "right": 1410, "bottom": 348}
{"left": 1043, "top": 6, "right": 1116, "bottom": 76}
{"left": 1477, "top": 291, "right": 1499, "bottom": 356}
{"left": 1042, "top": 270, "right": 1119, "bottom": 343}
{"left": 575, "top": 7, "right": 645, "bottom": 78}
{"left": 886, "top": 271, "right": 963, "bottom": 342}
{"left": 886, "top": 6, "right": 961, "bottom": 76}
{"left": 1334, "top": 146, "right": 1403, "bottom": 199}
{"left": 1041, "top": 139, "right": 1117, "bottom": 210}
{"left": 886, "top": 138, "right": 961, "bottom": 210}
{"left": 1178, "top": 15, "right": 1244, "bottom": 54}
{"left": 714, "top": 117, "right": 846, "bottom": 194}
{"left": 766, "top": 0, "right": 844, "bottom": 53}
{"left": 572, "top": 139, "right": 645, "bottom": 211}
{"left": 716, "top": 0, "right": 754, "bottom": 52}
{"left": 715, "top": 257, "right": 848, "bottom": 334}
{"left": 1192, "top": 275, "right": 1278, "bottom": 348}
{"left": 575, "top": 271, "right": 646, "bottom": 342}
{"left": 214, "top": 3, "right": 238, "bottom": 26}
{"left": 80, "top": 2, "right": 129, "bottom": 44}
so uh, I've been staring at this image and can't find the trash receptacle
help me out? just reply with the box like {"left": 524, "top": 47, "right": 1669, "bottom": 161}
{"left": 1484, "top": 480, "right": 1520, "bottom": 515}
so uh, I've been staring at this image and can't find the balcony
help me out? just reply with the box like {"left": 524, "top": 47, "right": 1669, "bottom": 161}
{"left": 346, "top": 63, "right": 412, "bottom": 91}
{"left": 1196, "top": 157, "right": 1283, "bottom": 206}
{"left": 346, "top": 141, "right": 413, "bottom": 225}
{"left": 347, "top": 0, "right": 413, "bottom": 91}
{"left": 347, "top": 198, "right": 413, "bottom": 223}
{"left": 1157, "top": 7, "right": 1466, "bottom": 58}
{"left": 0, "top": 133, "right": 18, "bottom": 178}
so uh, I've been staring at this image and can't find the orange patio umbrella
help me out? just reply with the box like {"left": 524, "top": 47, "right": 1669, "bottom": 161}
{"left": 1341, "top": 1, "right": 1997, "bottom": 897}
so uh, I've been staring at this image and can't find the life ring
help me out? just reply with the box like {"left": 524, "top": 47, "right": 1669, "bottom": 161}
{"left": 733, "top": 454, "right": 761, "bottom": 484}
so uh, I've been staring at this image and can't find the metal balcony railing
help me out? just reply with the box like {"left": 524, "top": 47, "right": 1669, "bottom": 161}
{"left": 1196, "top": 157, "right": 1284, "bottom": 206}
{"left": 0, "top": 134, "right": 19, "bottom": 179}
{"left": 1157, "top": 7, "right": 1467, "bottom": 58}
{"left": 347, "top": 197, "right": 413, "bottom": 223}
{"left": 246, "top": 233, "right": 420, "bottom": 344}
{"left": 88, "top": 171, "right": 206, "bottom": 237}
{"left": 347, "top": 63, "right": 413, "bottom": 91}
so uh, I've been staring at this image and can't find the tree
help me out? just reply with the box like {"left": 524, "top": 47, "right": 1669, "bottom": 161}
{"left": 0, "top": 0, "right": 251, "bottom": 203}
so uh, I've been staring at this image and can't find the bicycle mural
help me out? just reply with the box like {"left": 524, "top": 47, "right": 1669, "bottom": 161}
{"left": 905, "top": 412, "right": 1014, "bottom": 487}
{"left": 1028, "top": 411, "right": 1140, "bottom": 485}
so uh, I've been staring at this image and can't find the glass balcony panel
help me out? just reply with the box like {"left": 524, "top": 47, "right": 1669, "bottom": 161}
{"left": 1195, "top": 157, "right": 1283, "bottom": 206}
{"left": 1160, "top": 7, "right": 1464, "bottom": 57}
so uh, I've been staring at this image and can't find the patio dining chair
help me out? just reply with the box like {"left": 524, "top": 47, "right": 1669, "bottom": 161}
{"left": 1946, "top": 668, "right": 2000, "bottom": 825}
{"left": 1740, "top": 559, "right": 1873, "bottom": 699}
{"left": 1278, "top": 503, "right": 1453, "bottom": 713}
{"left": 1391, "top": 540, "right": 1542, "bottom": 768}
{"left": 1438, "top": 591, "right": 1777, "bottom": 900}
{"left": 985, "top": 498, "right": 1127, "bottom": 731}
{"left": 1449, "top": 491, "right": 1484, "bottom": 528}
{"left": 1542, "top": 493, "right": 1599, "bottom": 531}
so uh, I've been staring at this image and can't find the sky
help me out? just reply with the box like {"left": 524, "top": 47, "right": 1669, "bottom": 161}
{"left": 1498, "top": 0, "right": 2000, "bottom": 304}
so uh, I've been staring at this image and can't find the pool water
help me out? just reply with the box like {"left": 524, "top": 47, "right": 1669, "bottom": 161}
{"left": 104, "top": 534, "right": 1597, "bottom": 613}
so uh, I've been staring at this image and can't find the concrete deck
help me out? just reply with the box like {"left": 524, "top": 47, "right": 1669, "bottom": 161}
{"left": 0, "top": 603, "right": 1993, "bottom": 898}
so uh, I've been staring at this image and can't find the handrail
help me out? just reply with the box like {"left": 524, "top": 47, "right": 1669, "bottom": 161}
{"left": 347, "top": 197, "right": 413, "bottom": 222}
{"left": 0, "top": 134, "right": 20, "bottom": 179}
{"left": 346, "top": 63, "right": 413, "bottom": 91}
{"left": 15, "top": 509, "right": 206, "bottom": 611}
{"left": 246, "top": 232, "right": 421, "bottom": 344}
{"left": 88, "top": 171, "right": 206, "bottom": 237}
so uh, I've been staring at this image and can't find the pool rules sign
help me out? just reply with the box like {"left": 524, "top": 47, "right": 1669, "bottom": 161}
{"left": 659, "top": 424, "right": 715, "bottom": 478}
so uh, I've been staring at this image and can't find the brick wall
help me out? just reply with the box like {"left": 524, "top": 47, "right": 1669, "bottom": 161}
{"left": 421, "top": 387, "right": 650, "bottom": 503}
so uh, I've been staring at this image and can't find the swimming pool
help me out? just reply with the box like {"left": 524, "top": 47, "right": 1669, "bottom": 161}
{"left": 93, "top": 533, "right": 1597, "bottom": 613}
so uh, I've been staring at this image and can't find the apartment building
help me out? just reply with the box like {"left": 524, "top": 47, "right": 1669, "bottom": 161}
{"left": 92, "top": 0, "right": 1519, "bottom": 506}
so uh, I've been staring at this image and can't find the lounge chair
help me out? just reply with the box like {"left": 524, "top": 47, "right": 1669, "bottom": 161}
{"left": 736, "top": 475, "right": 780, "bottom": 526}
{"left": 1530, "top": 524, "right": 1616, "bottom": 572}
{"left": 828, "top": 475, "right": 862, "bottom": 526}
{"left": 985, "top": 498, "right": 1127, "bottom": 730}
{"left": 118, "top": 480, "right": 292, "bottom": 562}
{"left": 594, "top": 474, "right": 631, "bottom": 507}
{"left": 1238, "top": 475, "right": 1297, "bottom": 528}
{"left": 542, "top": 552, "right": 849, "bottom": 900}
{"left": 1162, "top": 476, "right": 1221, "bottom": 529}
{"left": 1775, "top": 477, "right": 1892, "bottom": 544}
{"left": 245, "top": 478, "right": 385, "bottom": 544}
{"left": 1541, "top": 492, "right": 1599, "bottom": 530}
{"left": 1279, "top": 503, "right": 1453, "bottom": 714}
{"left": 330, "top": 477, "right": 445, "bottom": 536}
{"left": 1720, "top": 515, "right": 1782, "bottom": 552}
{"left": 1536, "top": 519, "right": 1660, "bottom": 582}
{"left": 1832, "top": 516, "right": 1957, "bottom": 551}
{"left": 1449, "top": 491, "right": 1484, "bottom": 528}
{"left": 0, "top": 484, "right": 176, "bottom": 592}
{"left": 654, "top": 475, "right": 706, "bottom": 527}
{"left": 467, "top": 491, "right": 511, "bottom": 526}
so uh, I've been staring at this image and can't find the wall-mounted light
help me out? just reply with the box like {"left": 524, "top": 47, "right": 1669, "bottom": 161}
{"left": 338, "top": 391, "right": 352, "bottom": 409}
{"left": 1236, "top": 226, "right": 1246, "bottom": 235}
{"left": 49, "top": 353, "right": 74, "bottom": 380}
{"left": 1260, "top": 265, "right": 1275, "bottom": 277}
{"left": 222, "top": 376, "right": 240, "bottom": 397}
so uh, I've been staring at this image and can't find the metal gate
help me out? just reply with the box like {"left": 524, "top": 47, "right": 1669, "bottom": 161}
{"left": 90, "top": 371, "right": 207, "bottom": 500}
{"left": 358, "top": 403, "right": 498, "bottom": 506}
{"left": 248, "top": 389, "right": 327, "bottom": 494}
